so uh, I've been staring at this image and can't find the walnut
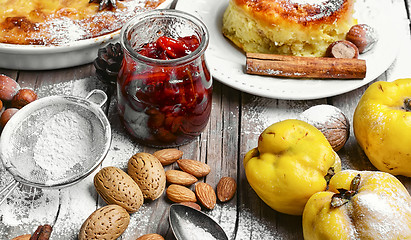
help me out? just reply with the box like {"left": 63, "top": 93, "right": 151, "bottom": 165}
{"left": 299, "top": 105, "right": 350, "bottom": 151}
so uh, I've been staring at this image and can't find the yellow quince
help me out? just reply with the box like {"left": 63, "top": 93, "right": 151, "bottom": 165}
{"left": 303, "top": 170, "right": 411, "bottom": 240}
{"left": 243, "top": 119, "right": 341, "bottom": 215}
{"left": 353, "top": 78, "right": 411, "bottom": 176}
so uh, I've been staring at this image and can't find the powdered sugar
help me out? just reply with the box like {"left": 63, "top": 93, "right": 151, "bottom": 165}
{"left": 177, "top": 214, "right": 218, "bottom": 240}
{"left": 299, "top": 104, "right": 345, "bottom": 126}
{"left": 290, "top": 0, "right": 328, "bottom": 4}
{"left": 351, "top": 191, "right": 411, "bottom": 238}
{"left": 290, "top": 0, "right": 346, "bottom": 21}
{"left": 33, "top": 110, "right": 93, "bottom": 181}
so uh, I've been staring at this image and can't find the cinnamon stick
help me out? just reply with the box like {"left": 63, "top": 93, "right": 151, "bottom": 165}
{"left": 246, "top": 53, "right": 366, "bottom": 79}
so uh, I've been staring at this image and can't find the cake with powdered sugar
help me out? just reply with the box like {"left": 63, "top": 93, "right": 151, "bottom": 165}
{"left": 222, "top": 0, "right": 355, "bottom": 57}
{"left": 0, "top": 0, "right": 166, "bottom": 46}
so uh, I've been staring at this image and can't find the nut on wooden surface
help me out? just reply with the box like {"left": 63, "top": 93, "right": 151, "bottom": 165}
{"left": 0, "top": 74, "right": 20, "bottom": 102}
{"left": 11, "top": 234, "right": 31, "bottom": 240}
{"left": 136, "top": 233, "right": 165, "bottom": 240}
{"left": 0, "top": 107, "right": 18, "bottom": 129}
{"left": 128, "top": 152, "right": 166, "bottom": 200}
{"left": 195, "top": 182, "right": 217, "bottom": 210}
{"left": 177, "top": 159, "right": 211, "bottom": 178}
{"left": 166, "top": 184, "right": 197, "bottom": 203}
{"left": 11, "top": 88, "right": 38, "bottom": 109}
{"left": 300, "top": 105, "right": 350, "bottom": 152}
{"left": 166, "top": 169, "right": 198, "bottom": 186}
{"left": 94, "top": 166, "right": 144, "bottom": 213}
{"left": 178, "top": 202, "right": 202, "bottom": 211}
{"left": 78, "top": 205, "right": 130, "bottom": 240}
{"left": 153, "top": 148, "right": 183, "bottom": 166}
{"left": 216, "top": 177, "right": 237, "bottom": 202}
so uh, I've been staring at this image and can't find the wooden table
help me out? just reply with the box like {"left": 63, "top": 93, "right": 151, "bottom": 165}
{"left": 1, "top": 0, "right": 411, "bottom": 239}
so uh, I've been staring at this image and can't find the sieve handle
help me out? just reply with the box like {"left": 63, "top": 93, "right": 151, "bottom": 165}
{"left": 85, "top": 89, "right": 108, "bottom": 108}
{"left": 0, "top": 180, "right": 19, "bottom": 205}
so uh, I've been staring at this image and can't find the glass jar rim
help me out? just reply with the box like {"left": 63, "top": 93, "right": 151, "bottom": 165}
{"left": 120, "top": 9, "right": 209, "bottom": 66}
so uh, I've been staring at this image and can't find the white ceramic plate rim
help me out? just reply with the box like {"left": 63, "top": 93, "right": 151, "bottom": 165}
{"left": 0, "top": 0, "right": 174, "bottom": 54}
{"left": 175, "top": 0, "right": 401, "bottom": 100}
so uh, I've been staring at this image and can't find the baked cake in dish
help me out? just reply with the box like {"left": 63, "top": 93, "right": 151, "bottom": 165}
{"left": 222, "top": 0, "right": 355, "bottom": 57}
{"left": 0, "top": 0, "right": 166, "bottom": 46}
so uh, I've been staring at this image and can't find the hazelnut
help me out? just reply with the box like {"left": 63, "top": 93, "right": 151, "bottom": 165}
{"left": 0, "top": 108, "right": 19, "bottom": 130}
{"left": 0, "top": 74, "right": 20, "bottom": 102}
{"left": 299, "top": 105, "right": 350, "bottom": 152}
{"left": 346, "top": 24, "right": 378, "bottom": 53}
{"left": 11, "top": 88, "right": 38, "bottom": 109}
{"left": 326, "top": 40, "right": 359, "bottom": 59}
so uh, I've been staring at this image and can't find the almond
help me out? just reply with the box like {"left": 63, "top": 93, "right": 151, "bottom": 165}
{"left": 195, "top": 182, "right": 216, "bottom": 210}
{"left": 153, "top": 148, "right": 183, "bottom": 166}
{"left": 166, "top": 184, "right": 196, "bottom": 203}
{"left": 78, "top": 205, "right": 130, "bottom": 240}
{"left": 136, "top": 233, "right": 165, "bottom": 240}
{"left": 166, "top": 170, "right": 198, "bottom": 186}
{"left": 128, "top": 152, "right": 166, "bottom": 200}
{"left": 94, "top": 166, "right": 144, "bottom": 213}
{"left": 179, "top": 202, "right": 202, "bottom": 211}
{"left": 177, "top": 159, "right": 211, "bottom": 178}
{"left": 216, "top": 177, "right": 237, "bottom": 202}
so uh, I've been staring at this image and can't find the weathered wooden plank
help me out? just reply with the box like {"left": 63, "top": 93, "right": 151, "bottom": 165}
{"left": 0, "top": 65, "right": 109, "bottom": 239}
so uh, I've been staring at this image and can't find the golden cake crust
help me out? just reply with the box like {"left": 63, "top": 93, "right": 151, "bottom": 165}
{"left": 0, "top": 0, "right": 166, "bottom": 46}
{"left": 233, "top": 0, "right": 354, "bottom": 25}
{"left": 222, "top": 0, "right": 355, "bottom": 57}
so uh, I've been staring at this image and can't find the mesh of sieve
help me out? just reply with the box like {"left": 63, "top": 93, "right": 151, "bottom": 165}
{"left": 0, "top": 90, "right": 111, "bottom": 189}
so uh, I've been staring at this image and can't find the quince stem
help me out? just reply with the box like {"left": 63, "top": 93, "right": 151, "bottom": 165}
{"left": 404, "top": 98, "right": 411, "bottom": 112}
{"left": 324, "top": 167, "right": 335, "bottom": 186}
{"left": 330, "top": 174, "right": 361, "bottom": 208}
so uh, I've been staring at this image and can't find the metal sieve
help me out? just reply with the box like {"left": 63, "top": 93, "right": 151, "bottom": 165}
{"left": 0, "top": 89, "right": 111, "bottom": 204}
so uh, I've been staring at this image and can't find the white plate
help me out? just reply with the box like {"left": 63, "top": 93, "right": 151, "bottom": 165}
{"left": 0, "top": 0, "right": 174, "bottom": 70}
{"left": 175, "top": 0, "right": 401, "bottom": 100}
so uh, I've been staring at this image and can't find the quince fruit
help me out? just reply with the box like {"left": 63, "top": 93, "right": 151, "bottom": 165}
{"left": 353, "top": 79, "right": 411, "bottom": 176}
{"left": 303, "top": 170, "right": 411, "bottom": 240}
{"left": 243, "top": 119, "right": 341, "bottom": 215}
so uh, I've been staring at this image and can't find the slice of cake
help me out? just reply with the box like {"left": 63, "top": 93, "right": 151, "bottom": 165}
{"left": 222, "top": 0, "right": 355, "bottom": 57}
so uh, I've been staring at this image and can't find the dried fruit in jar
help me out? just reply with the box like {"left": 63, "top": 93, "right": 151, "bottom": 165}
{"left": 117, "top": 34, "right": 212, "bottom": 147}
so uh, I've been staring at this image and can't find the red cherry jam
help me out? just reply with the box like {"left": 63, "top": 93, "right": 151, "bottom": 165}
{"left": 117, "top": 34, "right": 212, "bottom": 147}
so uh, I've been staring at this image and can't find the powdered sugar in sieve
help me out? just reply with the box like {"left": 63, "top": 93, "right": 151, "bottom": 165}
{"left": 0, "top": 91, "right": 110, "bottom": 188}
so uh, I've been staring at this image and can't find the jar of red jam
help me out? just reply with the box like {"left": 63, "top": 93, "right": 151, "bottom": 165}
{"left": 118, "top": 9, "right": 212, "bottom": 147}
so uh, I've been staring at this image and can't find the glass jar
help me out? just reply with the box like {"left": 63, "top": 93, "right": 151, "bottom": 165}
{"left": 117, "top": 9, "right": 212, "bottom": 147}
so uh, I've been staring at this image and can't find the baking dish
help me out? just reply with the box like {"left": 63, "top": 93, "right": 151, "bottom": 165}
{"left": 0, "top": 0, "right": 174, "bottom": 70}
